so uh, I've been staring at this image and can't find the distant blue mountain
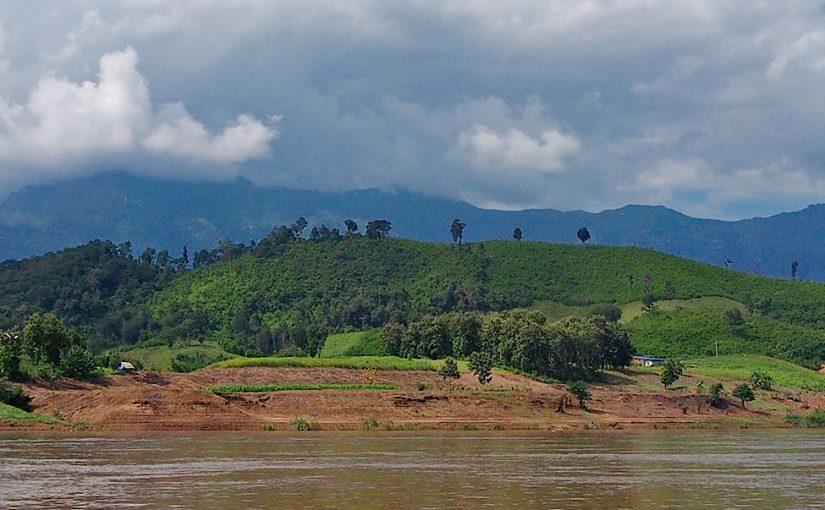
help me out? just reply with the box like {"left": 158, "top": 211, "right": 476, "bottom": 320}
{"left": 1, "top": 171, "right": 822, "bottom": 280}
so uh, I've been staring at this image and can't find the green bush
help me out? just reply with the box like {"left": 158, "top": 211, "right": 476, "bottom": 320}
{"left": 289, "top": 417, "right": 319, "bottom": 431}
{"left": 567, "top": 380, "right": 591, "bottom": 408}
{"left": 750, "top": 371, "right": 774, "bottom": 391}
{"left": 60, "top": 345, "right": 99, "bottom": 379}
{"left": 785, "top": 409, "right": 825, "bottom": 427}
{"left": 709, "top": 382, "right": 724, "bottom": 407}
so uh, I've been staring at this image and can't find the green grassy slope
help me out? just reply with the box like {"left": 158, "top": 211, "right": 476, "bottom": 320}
{"left": 211, "top": 356, "right": 440, "bottom": 371}
{"left": 320, "top": 329, "right": 384, "bottom": 358}
{"left": 112, "top": 343, "right": 235, "bottom": 372}
{"left": 684, "top": 355, "right": 825, "bottom": 390}
{"left": 0, "top": 403, "right": 63, "bottom": 425}
{"left": 626, "top": 306, "right": 825, "bottom": 367}
{"left": 150, "top": 238, "right": 825, "bottom": 365}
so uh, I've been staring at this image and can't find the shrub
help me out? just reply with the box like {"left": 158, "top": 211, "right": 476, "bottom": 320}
{"left": 709, "top": 382, "right": 724, "bottom": 407}
{"left": 785, "top": 409, "right": 825, "bottom": 427}
{"left": 439, "top": 357, "right": 460, "bottom": 381}
{"left": 750, "top": 371, "right": 774, "bottom": 391}
{"left": 567, "top": 380, "right": 591, "bottom": 408}
{"left": 589, "top": 304, "right": 622, "bottom": 323}
{"left": 60, "top": 345, "right": 99, "bottom": 379}
{"left": 289, "top": 417, "right": 319, "bottom": 431}
{"left": 468, "top": 351, "right": 493, "bottom": 385}
{"left": 660, "top": 359, "right": 684, "bottom": 389}
{"left": 732, "top": 384, "right": 756, "bottom": 407}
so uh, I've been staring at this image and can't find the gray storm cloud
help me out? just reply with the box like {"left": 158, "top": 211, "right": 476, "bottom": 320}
{"left": 1, "top": 1, "right": 825, "bottom": 218}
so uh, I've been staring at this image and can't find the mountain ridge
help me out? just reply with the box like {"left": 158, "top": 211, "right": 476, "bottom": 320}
{"left": 1, "top": 171, "right": 824, "bottom": 280}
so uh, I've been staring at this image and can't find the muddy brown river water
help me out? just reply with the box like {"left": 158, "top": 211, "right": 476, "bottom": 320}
{"left": 2, "top": 430, "right": 825, "bottom": 509}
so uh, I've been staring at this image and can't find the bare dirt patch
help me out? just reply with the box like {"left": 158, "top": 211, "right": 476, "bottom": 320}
{"left": 6, "top": 367, "right": 822, "bottom": 432}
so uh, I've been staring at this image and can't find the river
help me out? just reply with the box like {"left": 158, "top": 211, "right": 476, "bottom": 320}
{"left": 1, "top": 430, "right": 824, "bottom": 509}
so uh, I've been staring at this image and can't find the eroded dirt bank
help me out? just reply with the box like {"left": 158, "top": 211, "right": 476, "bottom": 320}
{"left": 4, "top": 368, "right": 822, "bottom": 432}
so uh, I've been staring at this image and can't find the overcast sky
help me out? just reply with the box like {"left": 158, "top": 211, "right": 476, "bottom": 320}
{"left": 2, "top": 1, "right": 825, "bottom": 218}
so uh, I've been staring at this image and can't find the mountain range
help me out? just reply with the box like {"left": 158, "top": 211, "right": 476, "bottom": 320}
{"left": 1, "top": 171, "right": 823, "bottom": 280}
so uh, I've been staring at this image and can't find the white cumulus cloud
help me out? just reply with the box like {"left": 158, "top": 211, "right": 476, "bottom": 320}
{"left": 454, "top": 125, "right": 580, "bottom": 173}
{"left": 0, "top": 46, "right": 278, "bottom": 184}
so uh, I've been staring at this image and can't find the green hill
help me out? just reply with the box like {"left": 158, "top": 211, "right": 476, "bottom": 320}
{"left": 5, "top": 235, "right": 825, "bottom": 368}
{"left": 147, "top": 237, "right": 825, "bottom": 365}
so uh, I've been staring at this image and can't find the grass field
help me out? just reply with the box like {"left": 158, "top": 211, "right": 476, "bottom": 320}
{"left": 528, "top": 301, "right": 590, "bottom": 320}
{"left": 320, "top": 329, "right": 384, "bottom": 358}
{"left": 683, "top": 355, "right": 825, "bottom": 390}
{"left": 0, "top": 403, "right": 62, "bottom": 425}
{"left": 619, "top": 296, "right": 745, "bottom": 324}
{"left": 211, "top": 355, "right": 440, "bottom": 371}
{"left": 113, "top": 342, "right": 235, "bottom": 372}
{"left": 207, "top": 383, "right": 398, "bottom": 393}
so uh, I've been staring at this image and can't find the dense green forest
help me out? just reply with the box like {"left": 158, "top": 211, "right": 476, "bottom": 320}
{"left": 3, "top": 221, "right": 825, "bottom": 368}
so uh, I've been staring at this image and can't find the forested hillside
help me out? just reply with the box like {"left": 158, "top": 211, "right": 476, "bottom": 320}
{"left": 4, "top": 232, "right": 825, "bottom": 367}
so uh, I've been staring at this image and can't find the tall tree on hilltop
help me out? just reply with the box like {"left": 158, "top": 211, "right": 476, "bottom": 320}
{"left": 366, "top": 219, "right": 392, "bottom": 239}
{"left": 577, "top": 227, "right": 591, "bottom": 244}
{"left": 792, "top": 260, "right": 799, "bottom": 281}
{"left": 513, "top": 227, "right": 523, "bottom": 241}
{"left": 450, "top": 218, "right": 466, "bottom": 247}
{"left": 344, "top": 219, "right": 359, "bottom": 236}
{"left": 291, "top": 217, "right": 308, "bottom": 239}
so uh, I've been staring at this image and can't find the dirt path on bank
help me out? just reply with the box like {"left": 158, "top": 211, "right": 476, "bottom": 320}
{"left": 4, "top": 367, "right": 822, "bottom": 432}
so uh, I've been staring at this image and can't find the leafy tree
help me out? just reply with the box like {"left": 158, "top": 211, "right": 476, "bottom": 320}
{"left": 576, "top": 227, "right": 591, "bottom": 244}
{"left": 439, "top": 357, "right": 460, "bottom": 383}
{"left": 156, "top": 250, "right": 171, "bottom": 269}
{"left": 380, "top": 322, "right": 406, "bottom": 357}
{"left": 139, "top": 247, "right": 156, "bottom": 266}
{"left": 60, "top": 344, "right": 98, "bottom": 379}
{"left": 366, "top": 220, "right": 392, "bottom": 239}
{"left": 708, "top": 382, "right": 724, "bottom": 407}
{"left": 660, "top": 359, "right": 684, "bottom": 389}
{"left": 450, "top": 219, "right": 467, "bottom": 247}
{"left": 732, "top": 383, "right": 756, "bottom": 407}
{"left": 116, "top": 241, "right": 132, "bottom": 258}
{"left": 178, "top": 246, "right": 189, "bottom": 271}
{"left": 291, "top": 217, "right": 309, "bottom": 238}
{"left": 468, "top": 351, "right": 493, "bottom": 385}
{"left": 792, "top": 260, "right": 799, "bottom": 281}
{"left": 513, "top": 227, "right": 523, "bottom": 241}
{"left": 23, "top": 313, "right": 84, "bottom": 367}
{"left": 0, "top": 330, "right": 22, "bottom": 380}
{"left": 344, "top": 219, "right": 359, "bottom": 235}
{"left": 567, "top": 380, "right": 591, "bottom": 408}
{"left": 589, "top": 303, "right": 622, "bottom": 323}
{"left": 725, "top": 308, "right": 744, "bottom": 331}
{"left": 193, "top": 248, "right": 210, "bottom": 268}
{"left": 750, "top": 371, "right": 773, "bottom": 391}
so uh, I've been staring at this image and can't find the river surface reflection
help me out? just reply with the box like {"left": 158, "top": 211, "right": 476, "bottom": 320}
{"left": 2, "top": 430, "right": 824, "bottom": 509}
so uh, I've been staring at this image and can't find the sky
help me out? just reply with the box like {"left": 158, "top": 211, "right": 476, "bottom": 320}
{"left": 1, "top": 1, "right": 825, "bottom": 219}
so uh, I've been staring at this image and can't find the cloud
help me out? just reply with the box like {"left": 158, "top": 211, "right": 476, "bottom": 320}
{"left": 0, "top": 46, "right": 277, "bottom": 185}
{"left": 454, "top": 125, "right": 580, "bottom": 173}
{"left": 144, "top": 106, "right": 278, "bottom": 162}
{"left": 2, "top": 2, "right": 825, "bottom": 217}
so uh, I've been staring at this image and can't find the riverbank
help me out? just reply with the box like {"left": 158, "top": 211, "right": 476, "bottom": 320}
{"left": 2, "top": 366, "right": 822, "bottom": 432}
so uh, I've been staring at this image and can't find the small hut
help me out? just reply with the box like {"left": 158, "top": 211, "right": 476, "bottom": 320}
{"left": 631, "top": 355, "right": 666, "bottom": 367}
{"left": 116, "top": 361, "right": 137, "bottom": 373}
